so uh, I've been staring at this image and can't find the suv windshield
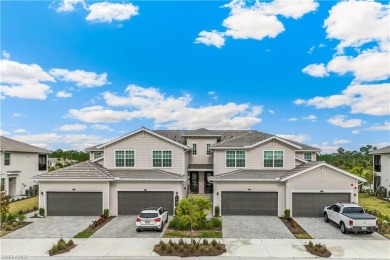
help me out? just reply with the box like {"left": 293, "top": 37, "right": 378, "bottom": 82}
{"left": 343, "top": 207, "right": 364, "bottom": 213}
{"left": 140, "top": 213, "right": 158, "bottom": 218}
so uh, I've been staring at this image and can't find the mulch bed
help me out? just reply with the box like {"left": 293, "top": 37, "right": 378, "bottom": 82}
{"left": 305, "top": 245, "right": 331, "bottom": 258}
{"left": 50, "top": 244, "right": 76, "bottom": 256}
{"left": 163, "top": 228, "right": 222, "bottom": 238}
{"left": 280, "top": 217, "right": 312, "bottom": 238}
{"left": 0, "top": 221, "right": 33, "bottom": 237}
{"left": 75, "top": 216, "right": 115, "bottom": 237}
{"left": 154, "top": 244, "right": 226, "bottom": 257}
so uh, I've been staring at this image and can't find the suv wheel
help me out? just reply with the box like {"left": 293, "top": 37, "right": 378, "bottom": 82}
{"left": 340, "top": 222, "right": 347, "bottom": 234}
{"left": 158, "top": 222, "right": 164, "bottom": 232}
{"left": 324, "top": 213, "right": 329, "bottom": 223}
{"left": 136, "top": 228, "right": 141, "bottom": 232}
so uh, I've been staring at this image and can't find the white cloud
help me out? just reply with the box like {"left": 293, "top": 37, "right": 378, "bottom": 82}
{"left": 314, "top": 142, "right": 340, "bottom": 154}
{"left": 12, "top": 113, "right": 23, "bottom": 117}
{"left": 318, "top": 43, "right": 326, "bottom": 48}
{"left": 2, "top": 51, "right": 10, "bottom": 59}
{"left": 86, "top": 2, "right": 139, "bottom": 23}
{"left": 375, "top": 142, "right": 390, "bottom": 149}
{"left": 365, "top": 121, "right": 390, "bottom": 131}
{"left": 30, "top": 143, "right": 50, "bottom": 150}
{"left": 302, "top": 63, "right": 328, "bottom": 77}
{"left": 208, "top": 91, "right": 216, "bottom": 95}
{"left": 0, "top": 59, "right": 54, "bottom": 100}
{"left": 56, "top": 91, "right": 72, "bottom": 98}
{"left": 302, "top": 114, "right": 317, "bottom": 122}
{"left": 276, "top": 134, "right": 308, "bottom": 143}
{"left": 195, "top": 30, "right": 225, "bottom": 48}
{"left": 0, "top": 129, "right": 10, "bottom": 136}
{"left": 333, "top": 139, "right": 350, "bottom": 145}
{"left": 14, "top": 129, "right": 27, "bottom": 133}
{"left": 67, "top": 85, "right": 263, "bottom": 129}
{"left": 91, "top": 124, "right": 113, "bottom": 131}
{"left": 49, "top": 69, "right": 109, "bottom": 88}
{"left": 57, "top": 124, "right": 87, "bottom": 131}
{"left": 327, "top": 49, "right": 390, "bottom": 82}
{"left": 287, "top": 117, "right": 297, "bottom": 122}
{"left": 197, "top": 0, "right": 318, "bottom": 47}
{"left": 327, "top": 115, "right": 363, "bottom": 128}
{"left": 352, "top": 130, "right": 360, "bottom": 134}
{"left": 308, "top": 45, "right": 315, "bottom": 54}
{"left": 55, "top": 0, "right": 87, "bottom": 12}
{"left": 296, "top": 83, "right": 390, "bottom": 116}
{"left": 268, "top": 109, "right": 275, "bottom": 114}
{"left": 324, "top": 0, "right": 389, "bottom": 52}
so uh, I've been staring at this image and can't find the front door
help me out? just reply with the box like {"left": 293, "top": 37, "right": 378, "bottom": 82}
{"left": 204, "top": 172, "right": 213, "bottom": 194}
{"left": 190, "top": 172, "right": 199, "bottom": 193}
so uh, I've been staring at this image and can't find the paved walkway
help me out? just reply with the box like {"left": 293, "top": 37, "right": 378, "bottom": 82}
{"left": 1, "top": 238, "right": 389, "bottom": 259}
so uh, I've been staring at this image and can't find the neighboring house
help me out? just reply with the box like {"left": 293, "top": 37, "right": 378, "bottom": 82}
{"left": 370, "top": 146, "right": 390, "bottom": 196}
{"left": 33, "top": 128, "right": 365, "bottom": 217}
{"left": 0, "top": 136, "right": 51, "bottom": 197}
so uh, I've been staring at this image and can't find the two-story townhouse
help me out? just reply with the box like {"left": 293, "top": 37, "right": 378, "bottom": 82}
{"left": 370, "top": 146, "right": 390, "bottom": 196}
{"left": 0, "top": 136, "right": 50, "bottom": 197}
{"left": 33, "top": 127, "right": 365, "bottom": 217}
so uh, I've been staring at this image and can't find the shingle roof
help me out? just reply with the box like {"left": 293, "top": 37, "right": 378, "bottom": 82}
{"left": 370, "top": 146, "right": 390, "bottom": 154}
{"left": 188, "top": 164, "right": 213, "bottom": 170}
{"left": 280, "top": 161, "right": 324, "bottom": 180}
{"left": 209, "top": 169, "right": 287, "bottom": 180}
{"left": 0, "top": 136, "right": 51, "bottom": 154}
{"left": 110, "top": 169, "right": 187, "bottom": 180}
{"left": 32, "top": 161, "right": 113, "bottom": 180}
{"left": 211, "top": 131, "right": 272, "bottom": 148}
{"left": 85, "top": 145, "right": 104, "bottom": 152}
{"left": 181, "top": 128, "right": 221, "bottom": 137}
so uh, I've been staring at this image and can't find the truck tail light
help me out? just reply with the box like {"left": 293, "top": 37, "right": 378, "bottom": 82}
{"left": 349, "top": 220, "right": 353, "bottom": 226}
{"left": 376, "top": 220, "right": 379, "bottom": 226}
{"left": 136, "top": 217, "right": 141, "bottom": 222}
{"left": 154, "top": 217, "right": 161, "bottom": 222}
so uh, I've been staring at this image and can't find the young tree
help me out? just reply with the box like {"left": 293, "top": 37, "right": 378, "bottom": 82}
{"left": 0, "top": 192, "right": 10, "bottom": 223}
{"left": 175, "top": 196, "right": 211, "bottom": 243}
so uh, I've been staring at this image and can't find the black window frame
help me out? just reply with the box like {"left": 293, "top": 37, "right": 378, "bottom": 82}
{"left": 4, "top": 152, "right": 10, "bottom": 166}
{"left": 38, "top": 154, "right": 47, "bottom": 171}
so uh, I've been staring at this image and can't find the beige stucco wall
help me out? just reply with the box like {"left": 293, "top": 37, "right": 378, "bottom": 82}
{"left": 212, "top": 181, "right": 286, "bottom": 216}
{"left": 213, "top": 140, "right": 296, "bottom": 175}
{"left": 285, "top": 166, "right": 359, "bottom": 216}
{"left": 109, "top": 181, "right": 185, "bottom": 216}
{"left": 103, "top": 131, "right": 186, "bottom": 175}
{"left": 38, "top": 181, "right": 110, "bottom": 215}
{"left": 187, "top": 138, "right": 218, "bottom": 165}
{"left": 0, "top": 151, "right": 48, "bottom": 197}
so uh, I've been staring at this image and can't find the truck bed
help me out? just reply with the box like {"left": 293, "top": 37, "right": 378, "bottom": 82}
{"left": 343, "top": 213, "right": 376, "bottom": 220}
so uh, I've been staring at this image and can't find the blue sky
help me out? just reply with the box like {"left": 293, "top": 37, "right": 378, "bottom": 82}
{"left": 1, "top": 0, "right": 389, "bottom": 153}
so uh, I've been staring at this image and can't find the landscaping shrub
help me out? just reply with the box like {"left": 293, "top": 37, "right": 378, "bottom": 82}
{"left": 166, "top": 244, "right": 173, "bottom": 254}
{"left": 211, "top": 239, "right": 218, "bottom": 247}
{"left": 174, "top": 243, "right": 179, "bottom": 250}
{"left": 168, "top": 239, "right": 174, "bottom": 246}
{"left": 178, "top": 238, "right": 184, "bottom": 245}
{"left": 214, "top": 206, "right": 220, "bottom": 217}
{"left": 11, "top": 222, "right": 18, "bottom": 228}
{"left": 160, "top": 242, "right": 167, "bottom": 250}
{"left": 17, "top": 213, "right": 26, "bottom": 224}
{"left": 210, "top": 217, "right": 222, "bottom": 228}
{"left": 66, "top": 240, "right": 74, "bottom": 247}
{"left": 308, "top": 241, "right": 313, "bottom": 247}
{"left": 6, "top": 213, "right": 17, "bottom": 224}
{"left": 179, "top": 245, "right": 185, "bottom": 252}
{"left": 284, "top": 209, "right": 291, "bottom": 221}
{"left": 4, "top": 225, "right": 11, "bottom": 231}
{"left": 49, "top": 244, "right": 59, "bottom": 256}
{"left": 203, "top": 239, "right": 209, "bottom": 245}
{"left": 103, "top": 209, "right": 109, "bottom": 218}
{"left": 58, "top": 241, "right": 66, "bottom": 251}
{"left": 39, "top": 208, "right": 45, "bottom": 217}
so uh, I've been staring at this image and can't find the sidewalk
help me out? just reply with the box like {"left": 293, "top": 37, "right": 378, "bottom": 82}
{"left": 1, "top": 237, "right": 389, "bottom": 259}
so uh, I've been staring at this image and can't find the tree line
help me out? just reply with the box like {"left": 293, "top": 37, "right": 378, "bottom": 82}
{"left": 49, "top": 149, "right": 89, "bottom": 162}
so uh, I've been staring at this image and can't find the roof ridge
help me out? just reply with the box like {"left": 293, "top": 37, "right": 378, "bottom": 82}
{"left": 211, "top": 169, "right": 243, "bottom": 178}
{"left": 155, "top": 169, "right": 186, "bottom": 179}
{"left": 212, "top": 132, "right": 252, "bottom": 146}
{"left": 0, "top": 136, "right": 51, "bottom": 153}
{"left": 87, "top": 161, "right": 112, "bottom": 179}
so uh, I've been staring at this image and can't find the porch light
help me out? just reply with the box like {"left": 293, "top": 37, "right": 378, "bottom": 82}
{"left": 216, "top": 192, "right": 219, "bottom": 195}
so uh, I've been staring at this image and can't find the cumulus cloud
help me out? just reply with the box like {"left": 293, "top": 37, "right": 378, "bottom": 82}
{"left": 14, "top": 129, "right": 27, "bottom": 133}
{"left": 302, "top": 115, "right": 317, "bottom": 122}
{"left": 86, "top": 2, "right": 139, "bottom": 23}
{"left": 268, "top": 109, "right": 275, "bottom": 114}
{"left": 49, "top": 69, "right": 109, "bottom": 88}
{"left": 91, "top": 124, "right": 113, "bottom": 131}
{"left": 0, "top": 59, "right": 54, "bottom": 99}
{"left": 67, "top": 85, "right": 263, "bottom": 129}
{"left": 2, "top": 51, "right": 10, "bottom": 59}
{"left": 302, "top": 63, "right": 328, "bottom": 77}
{"left": 57, "top": 124, "right": 87, "bottom": 131}
{"left": 333, "top": 139, "right": 350, "bottom": 145}
{"left": 276, "top": 134, "right": 308, "bottom": 143}
{"left": 196, "top": 0, "right": 318, "bottom": 47}
{"left": 56, "top": 91, "right": 72, "bottom": 98}
{"left": 327, "top": 115, "right": 363, "bottom": 128}
{"left": 287, "top": 117, "right": 298, "bottom": 122}
{"left": 313, "top": 142, "right": 340, "bottom": 154}
{"left": 195, "top": 30, "right": 225, "bottom": 48}
{"left": 0, "top": 129, "right": 10, "bottom": 136}
{"left": 352, "top": 130, "right": 360, "bottom": 134}
{"left": 365, "top": 121, "right": 390, "bottom": 131}
{"left": 55, "top": 0, "right": 87, "bottom": 12}
{"left": 296, "top": 83, "right": 390, "bottom": 116}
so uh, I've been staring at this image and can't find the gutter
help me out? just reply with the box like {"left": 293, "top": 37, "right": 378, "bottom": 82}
{"left": 208, "top": 178, "right": 281, "bottom": 182}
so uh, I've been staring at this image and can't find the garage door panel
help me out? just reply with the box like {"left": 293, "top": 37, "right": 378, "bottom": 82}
{"left": 292, "top": 193, "right": 350, "bottom": 217}
{"left": 118, "top": 191, "right": 174, "bottom": 215}
{"left": 47, "top": 192, "right": 103, "bottom": 216}
{"left": 221, "top": 192, "right": 278, "bottom": 216}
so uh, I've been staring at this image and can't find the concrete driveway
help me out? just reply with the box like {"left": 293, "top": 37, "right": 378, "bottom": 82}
{"left": 3, "top": 216, "right": 96, "bottom": 239}
{"left": 295, "top": 218, "right": 387, "bottom": 240}
{"left": 92, "top": 216, "right": 169, "bottom": 238}
{"left": 222, "top": 216, "right": 295, "bottom": 239}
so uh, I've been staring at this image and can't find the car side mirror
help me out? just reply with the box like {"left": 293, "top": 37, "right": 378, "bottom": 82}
{"left": 327, "top": 207, "right": 331, "bottom": 210}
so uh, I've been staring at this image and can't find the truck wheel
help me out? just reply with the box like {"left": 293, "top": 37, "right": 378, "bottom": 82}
{"left": 340, "top": 222, "right": 347, "bottom": 234}
{"left": 367, "top": 231, "right": 373, "bottom": 234}
{"left": 324, "top": 213, "right": 329, "bottom": 223}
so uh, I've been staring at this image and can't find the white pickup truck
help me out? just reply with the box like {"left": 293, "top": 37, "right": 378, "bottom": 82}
{"left": 323, "top": 203, "right": 378, "bottom": 234}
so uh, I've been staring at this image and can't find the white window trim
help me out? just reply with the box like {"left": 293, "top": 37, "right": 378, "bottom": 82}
{"left": 225, "top": 150, "right": 246, "bottom": 168}
{"left": 304, "top": 152, "right": 312, "bottom": 161}
{"left": 263, "top": 150, "right": 285, "bottom": 169}
{"left": 114, "top": 150, "right": 136, "bottom": 168}
{"left": 94, "top": 152, "right": 103, "bottom": 160}
{"left": 151, "top": 150, "right": 173, "bottom": 168}
{"left": 206, "top": 143, "right": 211, "bottom": 157}
{"left": 192, "top": 143, "right": 197, "bottom": 156}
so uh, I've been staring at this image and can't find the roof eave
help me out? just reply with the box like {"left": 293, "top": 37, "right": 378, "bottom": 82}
{"left": 113, "top": 178, "right": 186, "bottom": 182}
{"left": 209, "top": 178, "right": 281, "bottom": 182}
{"left": 31, "top": 178, "right": 113, "bottom": 182}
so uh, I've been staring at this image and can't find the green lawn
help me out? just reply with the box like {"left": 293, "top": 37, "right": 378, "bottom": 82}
{"left": 9, "top": 197, "right": 38, "bottom": 214}
{"left": 359, "top": 193, "right": 390, "bottom": 217}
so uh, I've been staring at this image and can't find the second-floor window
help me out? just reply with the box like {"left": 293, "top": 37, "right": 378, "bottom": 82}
{"left": 38, "top": 154, "right": 47, "bottom": 171}
{"left": 304, "top": 153, "right": 312, "bottom": 161}
{"left": 94, "top": 152, "right": 103, "bottom": 160}
{"left": 226, "top": 151, "right": 245, "bottom": 167}
{"left": 374, "top": 155, "right": 381, "bottom": 172}
{"left": 153, "top": 151, "right": 172, "bottom": 167}
{"left": 4, "top": 153, "right": 10, "bottom": 165}
{"left": 207, "top": 144, "right": 211, "bottom": 156}
{"left": 264, "top": 151, "right": 284, "bottom": 168}
{"left": 115, "top": 151, "right": 135, "bottom": 167}
{"left": 192, "top": 144, "right": 197, "bottom": 155}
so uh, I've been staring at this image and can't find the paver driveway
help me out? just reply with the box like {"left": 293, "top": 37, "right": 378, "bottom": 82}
{"left": 295, "top": 218, "right": 387, "bottom": 240}
{"left": 3, "top": 216, "right": 96, "bottom": 239}
{"left": 222, "top": 216, "right": 295, "bottom": 239}
{"left": 92, "top": 215, "right": 170, "bottom": 238}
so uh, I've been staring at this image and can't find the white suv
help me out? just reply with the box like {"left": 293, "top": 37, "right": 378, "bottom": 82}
{"left": 135, "top": 207, "right": 169, "bottom": 232}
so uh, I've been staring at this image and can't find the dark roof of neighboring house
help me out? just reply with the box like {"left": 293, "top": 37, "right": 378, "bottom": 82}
{"left": 110, "top": 169, "right": 187, "bottom": 180}
{"left": 209, "top": 169, "right": 287, "bottom": 180}
{"left": 0, "top": 136, "right": 51, "bottom": 154}
{"left": 370, "top": 146, "right": 390, "bottom": 154}
{"left": 188, "top": 164, "right": 213, "bottom": 170}
{"left": 32, "top": 161, "right": 113, "bottom": 180}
